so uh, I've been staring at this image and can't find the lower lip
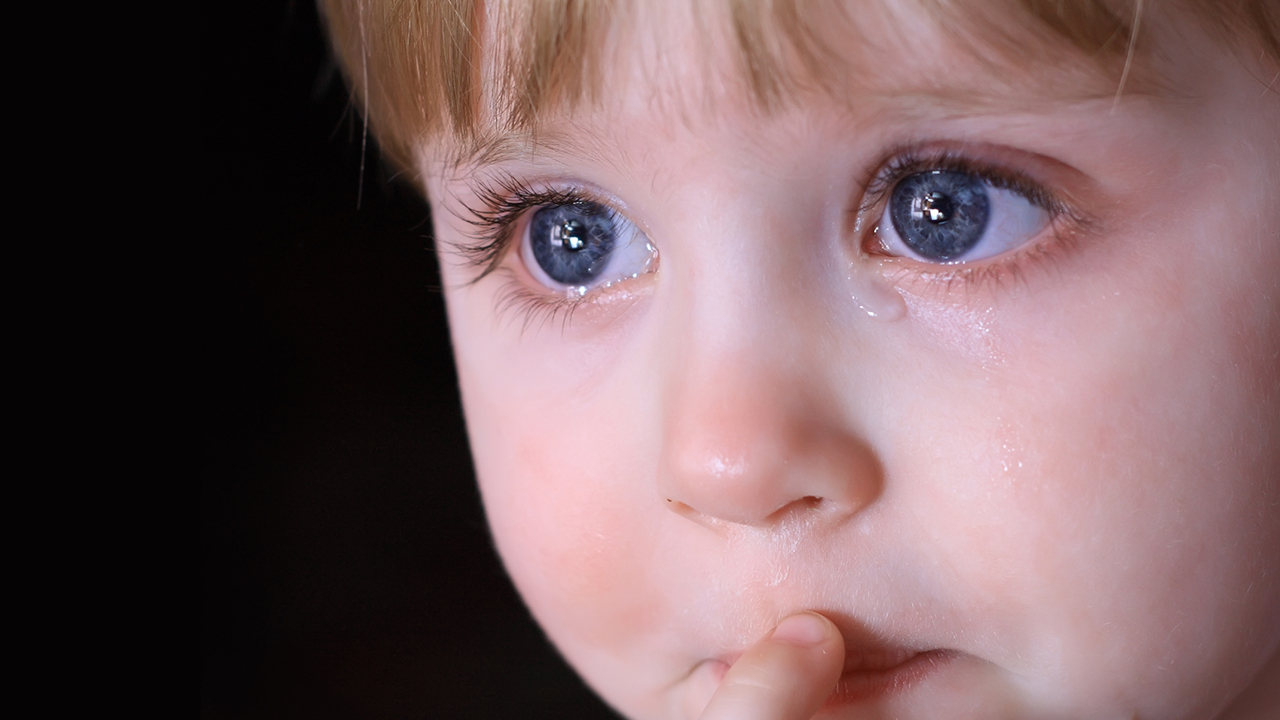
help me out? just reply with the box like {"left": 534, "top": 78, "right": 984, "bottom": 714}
{"left": 698, "top": 648, "right": 955, "bottom": 714}
{"left": 824, "top": 649, "right": 955, "bottom": 707}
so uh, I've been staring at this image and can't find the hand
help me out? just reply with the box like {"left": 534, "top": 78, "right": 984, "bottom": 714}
{"left": 698, "top": 612, "right": 845, "bottom": 720}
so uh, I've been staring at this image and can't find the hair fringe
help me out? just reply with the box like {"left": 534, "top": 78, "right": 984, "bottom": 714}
{"left": 317, "top": 0, "right": 1280, "bottom": 175}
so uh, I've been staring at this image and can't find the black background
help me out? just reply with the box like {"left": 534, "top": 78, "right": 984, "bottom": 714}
{"left": 201, "top": 2, "right": 621, "bottom": 717}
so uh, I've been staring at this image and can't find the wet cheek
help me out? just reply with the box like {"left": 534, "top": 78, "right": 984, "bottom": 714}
{"left": 966, "top": 252, "right": 1280, "bottom": 699}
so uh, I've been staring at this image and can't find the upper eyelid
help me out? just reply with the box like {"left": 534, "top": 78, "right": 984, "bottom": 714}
{"left": 859, "top": 148, "right": 1062, "bottom": 215}
{"left": 461, "top": 175, "right": 594, "bottom": 230}
{"left": 464, "top": 171, "right": 629, "bottom": 216}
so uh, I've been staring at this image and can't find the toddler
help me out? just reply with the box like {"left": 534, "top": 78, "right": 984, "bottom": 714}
{"left": 319, "top": 0, "right": 1280, "bottom": 717}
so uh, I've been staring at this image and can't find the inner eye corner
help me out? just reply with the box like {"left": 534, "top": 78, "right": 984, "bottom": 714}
{"left": 858, "top": 222, "right": 891, "bottom": 260}
{"left": 849, "top": 193, "right": 896, "bottom": 257}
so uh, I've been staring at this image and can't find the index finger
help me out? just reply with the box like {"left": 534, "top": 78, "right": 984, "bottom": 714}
{"left": 698, "top": 612, "right": 845, "bottom": 720}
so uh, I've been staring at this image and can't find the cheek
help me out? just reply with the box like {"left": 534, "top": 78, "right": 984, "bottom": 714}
{"left": 903, "top": 221, "right": 1280, "bottom": 708}
{"left": 484, "top": 435, "right": 660, "bottom": 645}
{"left": 448, "top": 305, "right": 670, "bottom": 669}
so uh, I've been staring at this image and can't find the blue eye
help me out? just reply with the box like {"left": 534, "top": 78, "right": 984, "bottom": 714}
{"left": 879, "top": 170, "right": 1049, "bottom": 264}
{"left": 522, "top": 201, "right": 655, "bottom": 291}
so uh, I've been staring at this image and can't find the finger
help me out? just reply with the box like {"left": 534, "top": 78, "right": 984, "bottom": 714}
{"left": 698, "top": 612, "right": 845, "bottom": 720}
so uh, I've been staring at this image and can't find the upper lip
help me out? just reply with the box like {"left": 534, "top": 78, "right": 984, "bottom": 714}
{"left": 713, "top": 639, "right": 932, "bottom": 676}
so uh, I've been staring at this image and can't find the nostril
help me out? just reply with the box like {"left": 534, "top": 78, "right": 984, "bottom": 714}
{"left": 763, "top": 495, "right": 824, "bottom": 523}
{"left": 663, "top": 496, "right": 731, "bottom": 530}
{"left": 666, "top": 493, "right": 830, "bottom": 530}
{"left": 665, "top": 497, "right": 697, "bottom": 517}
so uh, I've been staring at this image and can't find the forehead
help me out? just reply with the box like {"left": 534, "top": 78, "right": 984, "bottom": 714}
{"left": 441, "top": 0, "right": 1146, "bottom": 167}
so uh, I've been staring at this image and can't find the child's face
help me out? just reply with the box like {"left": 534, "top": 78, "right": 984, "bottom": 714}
{"left": 420, "top": 2, "right": 1280, "bottom": 718}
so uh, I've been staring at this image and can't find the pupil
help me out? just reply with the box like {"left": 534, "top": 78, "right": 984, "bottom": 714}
{"left": 888, "top": 170, "right": 990, "bottom": 262}
{"left": 554, "top": 219, "right": 588, "bottom": 252}
{"left": 918, "top": 192, "right": 953, "bottom": 224}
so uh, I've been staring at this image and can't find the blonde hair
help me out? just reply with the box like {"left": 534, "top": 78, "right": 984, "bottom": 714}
{"left": 318, "top": 0, "right": 1280, "bottom": 172}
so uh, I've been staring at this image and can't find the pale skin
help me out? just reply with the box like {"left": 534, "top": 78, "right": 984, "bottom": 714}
{"left": 415, "top": 1, "right": 1280, "bottom": 718}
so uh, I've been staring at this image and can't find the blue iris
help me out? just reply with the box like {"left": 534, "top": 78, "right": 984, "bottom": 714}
{"left": 528, "top": 203, "right": 617, "bottom": 285}
{"left": 889, "top": 171, "right": 990, "bottom": 262}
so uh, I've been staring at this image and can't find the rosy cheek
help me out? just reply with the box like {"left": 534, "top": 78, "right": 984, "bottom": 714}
{"left": 477, "top": 407, "right": 666, "bottom": 661}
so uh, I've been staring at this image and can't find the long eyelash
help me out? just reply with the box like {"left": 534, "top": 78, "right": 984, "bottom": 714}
{"left": 450, "top": 172, "right": 595, "bottom": 283}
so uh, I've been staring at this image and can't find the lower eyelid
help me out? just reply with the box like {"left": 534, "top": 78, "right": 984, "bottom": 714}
{"left": 870, "top": 210, "right": 1087, "bottom": 298}
{"left": 489, "top": 263, "right": 660, "bottom": 334}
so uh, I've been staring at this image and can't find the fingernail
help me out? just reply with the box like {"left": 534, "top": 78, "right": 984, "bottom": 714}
{"left": 771, "top": 612, "right": 830, "bottom": 647}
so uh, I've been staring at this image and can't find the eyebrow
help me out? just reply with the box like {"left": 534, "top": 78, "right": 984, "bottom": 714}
{"left": 441, "top": 128, "right": 588, "bottom": 177}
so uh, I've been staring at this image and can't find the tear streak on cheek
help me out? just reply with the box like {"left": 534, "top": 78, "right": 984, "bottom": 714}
{"left": 898, "top": 291, "right": 1005, "bottom": 369}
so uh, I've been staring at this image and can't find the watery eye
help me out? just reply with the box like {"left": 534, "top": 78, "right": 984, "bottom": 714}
{"left": 522, "top": 201, "right": 655, "bottom": 291}
{"left": 878, "top": 170, "right": 1049, "bottom": 263}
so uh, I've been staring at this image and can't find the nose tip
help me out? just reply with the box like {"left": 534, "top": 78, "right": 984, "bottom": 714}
{"left": 662, "top": 447, "right": 777, "bottom": 526}
{"left": 658, "top": 392, "right": 883, "bottom": 529}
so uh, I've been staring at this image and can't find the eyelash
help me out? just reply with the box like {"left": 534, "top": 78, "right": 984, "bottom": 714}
{"left": 454, "top": 172, "right": 601, "bottom": 282}
{"left": 450, "top": 148, "right": 1087, "bottom": 322}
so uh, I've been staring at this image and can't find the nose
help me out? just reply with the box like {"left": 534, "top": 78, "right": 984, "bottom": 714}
{"left": 658, "top": 350, "right": 883, "bottom": 530}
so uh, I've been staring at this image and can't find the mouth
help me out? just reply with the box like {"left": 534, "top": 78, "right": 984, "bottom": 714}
{"left": 826, "top": 647, "right": 955, "bottom": 706}
{"left": 705, "top": 645, "right": 956, "bottom": 708}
